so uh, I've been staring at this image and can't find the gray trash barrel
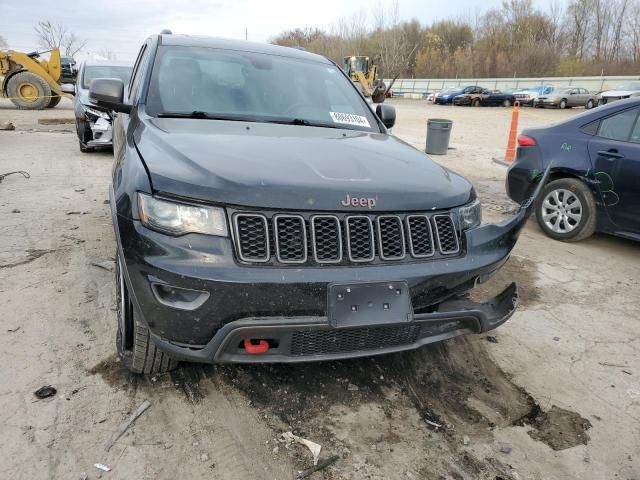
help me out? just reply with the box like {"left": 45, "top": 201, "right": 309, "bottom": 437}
{"left": 425, "top": 119, "right": 452, "bottom": 155}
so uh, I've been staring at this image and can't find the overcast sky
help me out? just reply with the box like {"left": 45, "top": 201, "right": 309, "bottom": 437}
{"left": 3, "top": 0, "right": 556, "bottom": 61}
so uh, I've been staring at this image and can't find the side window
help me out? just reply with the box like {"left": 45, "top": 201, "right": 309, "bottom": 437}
{"left": 630, "top": 117, "right": 640, "bottom": 144}
{"left": 128, "top": 44, "right": 149, "bottom": 101}
{"left": 598, "top": 108, "right": 639, "bottom": 142}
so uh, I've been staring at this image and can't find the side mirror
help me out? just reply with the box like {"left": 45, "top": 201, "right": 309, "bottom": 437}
{"left": 89, "top": 78, "right": 131, "bottom": 114}
{"left": 60, "top": 83, "right": 75, "bottom": 95}
{"left": 376, "top": 104, "right": 396, "bottom": 129}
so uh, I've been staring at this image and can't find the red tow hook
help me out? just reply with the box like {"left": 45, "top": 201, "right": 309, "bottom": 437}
{"left": 244, "top": 338, "right": 270, "bottom": 355}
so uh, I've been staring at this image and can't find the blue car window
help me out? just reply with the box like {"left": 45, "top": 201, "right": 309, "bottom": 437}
{"left": 598, "top": 108, "right": 639, "bottom": 142}
{"left": 630, "top": 116, "right": 640, "bottom": 144}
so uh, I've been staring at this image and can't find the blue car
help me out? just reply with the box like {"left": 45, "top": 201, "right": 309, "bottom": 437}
{"left": 435, "top": 85, "right": 484, "bottom": 104}
{"left": 507, "top": 98, "right": 640, "bottom": 242}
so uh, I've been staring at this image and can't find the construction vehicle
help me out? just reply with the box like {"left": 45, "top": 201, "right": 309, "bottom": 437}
{"left": 0, "top": 47, "right": 66, "bottom": 109}
{"left": 343, "top": 55, "right": 387, "bottom": 103}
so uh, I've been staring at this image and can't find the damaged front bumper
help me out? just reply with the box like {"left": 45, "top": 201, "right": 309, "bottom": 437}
{"left": 86, "top": 116, "right": 113, "bottom": 147}
{"left": 115, "top": 168, "right": 549, "bottom": 364}
{"left": 151, "top": 282, "right": 519, "bottom": 363}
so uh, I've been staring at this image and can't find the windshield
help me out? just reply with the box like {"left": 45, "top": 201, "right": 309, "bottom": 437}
{"left": 82, "top": 65, "right": 132, "bottom": 89}
{"left": 617, "top": 82, "right": 640, "bottom": 91}
{"left": 146, "top": 46, "right": 380, "bottom": 132}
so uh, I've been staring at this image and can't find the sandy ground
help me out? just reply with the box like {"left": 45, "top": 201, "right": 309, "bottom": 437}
{"left": 0, "top": 98, "right": 638, "bottom": 480}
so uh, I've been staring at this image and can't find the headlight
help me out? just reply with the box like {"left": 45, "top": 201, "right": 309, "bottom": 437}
{"left": 83, "top": 105, "right": 110, "bottom": 119}
{"left": 138, "top": 193, "right": 228, "bottom": 236}
{"left": 458, "top": 199, "right": 482, "bottom": 230}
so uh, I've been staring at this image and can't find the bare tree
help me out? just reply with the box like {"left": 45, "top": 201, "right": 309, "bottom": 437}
{"left": 34, "top": 20, "right": 87, "bottom": 56}
{"left": 97, "top": 48, "right": 117, "bottom": 61}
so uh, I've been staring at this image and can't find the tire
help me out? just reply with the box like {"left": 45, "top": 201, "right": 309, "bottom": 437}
{"left": 586, "top": 99, "right": 594, "bottom": 109}
{"left": 6, "top": 71, "right": 52, "bottom": 110}
{"left": 503, "top": 99, "right": 511, "bottom": 107}
{"left": 535, "top": 178, "right": 597, "bottom": 242}
{"left": 559, "top": 99, "right": 567, "bottom": 109}
{"left": 115, "top": 252, "right": 178, "bottom": 374}
{"left": 46, "top": 94, "right": 61, "bottom": 108}
{"left": 76, "top": 119, "right": 94, "bottom": 153}
{"left": 472, "top": 98, "right": 481, "bottom": 107}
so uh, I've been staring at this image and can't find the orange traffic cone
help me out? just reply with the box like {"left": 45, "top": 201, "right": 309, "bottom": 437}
{"left": 493, "top": 101, "right": 521, "bottom": 166}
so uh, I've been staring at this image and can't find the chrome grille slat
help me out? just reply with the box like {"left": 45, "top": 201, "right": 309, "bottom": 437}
{"left": 406, "top": 215, "right": 435, "bottom": 258}
{"left": 232, "top": 211, "right": 461, "bottom": 264}
{"left": 432, "top": 214, "right": 460, "bottom": 255}
{"left": 234, "top": 213, "right": 270, "bottom": 262}
{"left": 345, "top": 215, "right": 375, "bottom": 262}
{"left": 376, "top": 215, "right": 406, "bottom": 260}
{"left": 311, "top": 215, "right": 343, "bottom": 263}
{"left": 274, "top": 214, "right": 307, "bottom": 263}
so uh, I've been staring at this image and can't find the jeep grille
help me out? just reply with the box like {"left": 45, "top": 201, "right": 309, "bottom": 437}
{"left": 232, "top": 211, "right": 460, "bottom": 265}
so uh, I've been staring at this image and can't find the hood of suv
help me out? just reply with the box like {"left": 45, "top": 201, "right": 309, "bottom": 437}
{"left": 135, "top": 118, "right": 474, "bottom": 211}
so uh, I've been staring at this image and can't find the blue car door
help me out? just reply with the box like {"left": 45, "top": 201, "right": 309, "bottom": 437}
{"left": 587, "top": 106, "right": 640, "bottom": 233}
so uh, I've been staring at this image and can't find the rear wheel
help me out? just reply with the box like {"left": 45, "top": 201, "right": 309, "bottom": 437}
{"left": 503, "top": 99, "right": 511, "bottom": 107}
{"left": 535, "top": 178, "right": 597, "bottom": 242}
{"left": 6, "top": 71, "right": 52, "bottom": 110}
{"left": 115, "top": 252, "right": 178, "bottom": 374}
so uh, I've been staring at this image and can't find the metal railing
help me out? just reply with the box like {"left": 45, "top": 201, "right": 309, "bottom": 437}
{"left": 384, "top": 75, "right": 640, "bottom": 96}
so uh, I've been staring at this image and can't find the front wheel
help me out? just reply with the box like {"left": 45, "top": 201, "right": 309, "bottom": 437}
{"left": 503, "top": 99, "right": 511, "bottom": 107}
{"left": 585, "top": 99, "right": 594, "bottom": 109}
{"left": 559, "top": 99, "right": 567, "bottom": 109}
{"left": 116, "top": 253, "right": 178, "bottom": 374}
{"left": 535, "top": 178, "right": 597, "bottom": 242}
{"left": 472, "top": 98, "right": 481, "bottom": 107}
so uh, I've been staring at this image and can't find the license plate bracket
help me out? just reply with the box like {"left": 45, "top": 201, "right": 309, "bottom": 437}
{"left": 328, "top": 281, "right": 413, "bottom": 328}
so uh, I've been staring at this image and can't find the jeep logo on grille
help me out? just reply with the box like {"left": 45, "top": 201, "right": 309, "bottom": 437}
{"left": 341, "top": 194, "right": 377, "bottom": 209}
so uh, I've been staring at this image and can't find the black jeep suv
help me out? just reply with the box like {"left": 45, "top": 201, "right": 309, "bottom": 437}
{"left": 89, "top": 33, "right": 542, "bottom": 373}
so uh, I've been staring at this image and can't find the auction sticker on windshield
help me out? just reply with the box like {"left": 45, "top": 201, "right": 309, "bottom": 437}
{"left": 330, "top": 112, "right": 371, "bottom": 128}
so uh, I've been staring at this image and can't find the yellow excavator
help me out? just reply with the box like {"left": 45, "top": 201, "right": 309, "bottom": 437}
{"left": 0, "top": 47, "right": 66, "bottom": 109}
{"left": 343, "top": 55, "right": 388, "bottom": 103}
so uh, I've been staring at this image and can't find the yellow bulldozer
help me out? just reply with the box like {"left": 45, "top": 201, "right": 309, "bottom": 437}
{"left": 343, "top": 55, "right": 388, "bottom": 103}
{"left": 0, "top": 47, "right": 66, "bottom": 109}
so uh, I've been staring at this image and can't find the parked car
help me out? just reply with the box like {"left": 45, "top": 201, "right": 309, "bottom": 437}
{"left": 60, "top": 56, "right": 76, "bottom": 83}
{"left": 454, "top": 89, "right": 515, "bottom": 107}
{"left": 435, "top": 85, "right": 484, "bottom": 104}
{"left": 598, "top": 82, "right": 640, "bottom": 105}
{"left": 68, "top": 61, "right": 133, "bottom": 152}
{"left": 514, "top": 86, "right": 554, "bottom": 106}
{"left": 507, "top": 98, "right": 640, "bottom": 242}
{"left": 534, "top": 87, "right": 597, "bottom": 109}
{"left": 87, "top": 32, "right": 543, "bottom": 373}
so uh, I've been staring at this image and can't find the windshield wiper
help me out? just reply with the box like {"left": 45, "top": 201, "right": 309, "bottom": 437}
{"left": 265, "top": 118, "right": 342, "bottom": 129}
{"left": 157, "top": 111, "right": 249, "bottom": 121}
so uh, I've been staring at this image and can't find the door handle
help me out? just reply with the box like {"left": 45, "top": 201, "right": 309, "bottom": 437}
{"left": 597, "top": 149, "right": 624, "bottom": 159}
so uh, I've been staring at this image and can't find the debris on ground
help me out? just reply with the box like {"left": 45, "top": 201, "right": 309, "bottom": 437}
{"left": 94, "top": 463, "right": 111, "bottom": 472}
{"left": 91, "top": 260, "right": 115, "bottom": 272}
{"left": 296, "top": 454, "right": 339, "bottom": 479}
{"left": 34, "top": 385, "right": 57, "bottom": 399}
{"left": 0, "top": 170, "right": 30, "bottom": 184}
{"left": 553, "top": 337, "right": 560, "bottom": 341}
{"left": 80, "top": 473, "right": 88, "bottom": 480}
{"left": 11, "top": 209, "right": 20, "bottom": 213}
{"left": 75, "top": 188, "right": 86, "bottom": 193}
{"left": 486, "top": 336, "right": 499, "bottom": 343}
{"left": 38, "top": 118, "right": 75, "bottom": 125}
{"left": 105, "top": 399, "right": 151, "bottom": 451}
{"left": 499, "top": 444, "right": 513, "bottom": 454}
{"left": 66, "top": 211, "right": 82, "bottom": 215}
{"left": 280, "top": 431, "right": 322, "bottom": 465}
{"left": 0, "top": 121, "right": 15, "bottom": 131}
{"left": 463, "top": 435, "right": 470, "bottom": 446}
{"left": 7, "top": 326, "right": 20, "bottom": 332}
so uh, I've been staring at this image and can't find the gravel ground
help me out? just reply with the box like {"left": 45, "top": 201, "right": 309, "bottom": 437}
{"left": 0, "top": 97, "right": 638, "bottom": 480}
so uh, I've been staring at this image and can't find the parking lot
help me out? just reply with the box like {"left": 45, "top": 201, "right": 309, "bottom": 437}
{"left": 1, "top": 98, "right": 638, "bottom": 480}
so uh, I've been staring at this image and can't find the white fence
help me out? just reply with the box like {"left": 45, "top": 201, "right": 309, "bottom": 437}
{"left": 385, "top": 75, "right": 640, "bottom": 97}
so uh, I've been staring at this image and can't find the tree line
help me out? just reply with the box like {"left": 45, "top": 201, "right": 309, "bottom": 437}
{"left": 272, "top": 0, "right": 640, "bottom": 78}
